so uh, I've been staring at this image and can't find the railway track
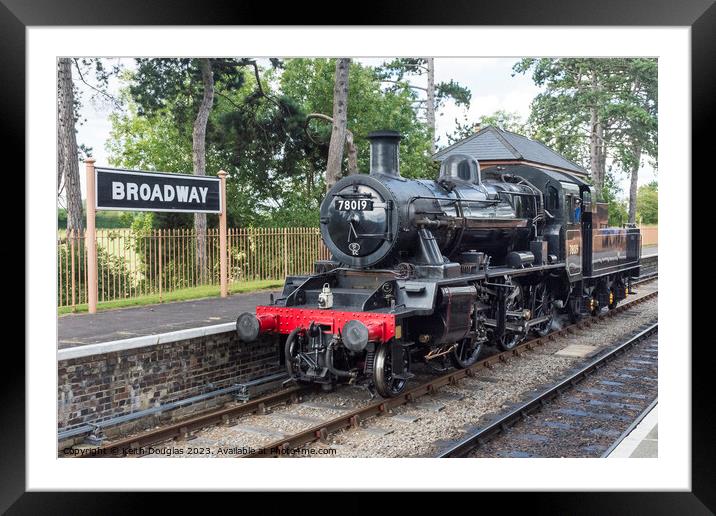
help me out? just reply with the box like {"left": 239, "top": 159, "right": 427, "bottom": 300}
{"left": 436, "top": 322, "right": 658, "bottom": 458}
{"left": 77, "top": 385, "right": 313, "bottom": 457}
{"left": 74, "top": 277, "right": 657, "bottom": 458}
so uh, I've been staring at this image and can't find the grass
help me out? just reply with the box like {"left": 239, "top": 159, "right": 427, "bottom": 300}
{"left": 58, "top": 209, "right": 131, "bottom": 229}
{"left": 57, "top": 279, "right": 284, "bottom": 316}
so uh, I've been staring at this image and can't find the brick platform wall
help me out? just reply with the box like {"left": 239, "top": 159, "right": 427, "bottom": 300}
{"left": 58, "top": 332, "right": 280, "bottom": 435}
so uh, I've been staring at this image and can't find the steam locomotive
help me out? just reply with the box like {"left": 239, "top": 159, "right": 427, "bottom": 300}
{"left": 236, "top": 131, "right": 642, "bottom": 397}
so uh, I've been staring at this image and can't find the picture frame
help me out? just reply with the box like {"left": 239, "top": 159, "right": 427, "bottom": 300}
{"left": 9, "top": 0, "right": 710, "bottom": 510}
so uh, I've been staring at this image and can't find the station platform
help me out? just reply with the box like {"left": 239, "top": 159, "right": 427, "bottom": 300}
{"left": 58, "top": 288, "right": 280, "bottom": 349}
{"left": 606, "top": 403, "right": 658, "bottom": 458}
{"left": 642, "top": 244, "right": 658, "bottom": 258}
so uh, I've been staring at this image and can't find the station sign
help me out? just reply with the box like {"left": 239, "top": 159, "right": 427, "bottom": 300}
{"left": 95, "top": 167, "right": 221, "bottom": 213}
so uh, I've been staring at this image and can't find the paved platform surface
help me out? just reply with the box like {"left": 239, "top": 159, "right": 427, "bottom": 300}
{"left": 642, "top": 244, "right": 658, "bottom": 257}
{"left": 58, "top": 289, "right": 280, "bottom": 349}
{"left": 607, "top": 404, "right": 658, "bottom": 458}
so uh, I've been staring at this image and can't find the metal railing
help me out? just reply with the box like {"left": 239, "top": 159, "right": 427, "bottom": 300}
{"left": 57, "top": 227, "right": 329, "bottom": 309}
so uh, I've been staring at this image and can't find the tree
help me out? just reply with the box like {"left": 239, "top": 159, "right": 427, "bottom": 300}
{"left": 514, "top": 58, "right": 658, "bottom": 208}
{"left": 514, "top": 59, "right": 611, "bottom": 198}
{"left": 601, "top": 173, "right": 628, "bottom": 226}
{"left": 326, "top": 58, "right": 350, "bottom": 191}
{"left": 377, "top": 58, "right": 471, "bottom": 154}
{"left": 58, "top": 57, "right": 122, "bottom": 231}
{"left": 636, "top": 181, "right": 658, "bottom": 224}
{"left": 610, "top": 60, "right": 658, "bottom": 223}
{"left": 480, "top": 111, "right": 528, "bottom": 134}
{"left": 305, "top": 113, "right": 357, "bottom": 176}
{"left": 279, "top": 58, "right": 434, "bottom": 180}
{"left": 446, "top": 110, "right": 528, "bottom": 145}
{"left": 426, "top": 58, "right": 436, "bottom": 154}
{"left": 109, "top": 58, "right": 434, "bottom": 228}
{"left": 57, "top": 58, "right": 84, "bottom": 232}
{"left": 191, "top": 59, "right": 214, "bottom": 278}
{"left": 130, "top": 58, "right": 249, "bottom": 279}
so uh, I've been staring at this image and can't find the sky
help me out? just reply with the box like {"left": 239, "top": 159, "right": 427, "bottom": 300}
{"left": 72, "top": 57, "right": 656, "bottom": 202}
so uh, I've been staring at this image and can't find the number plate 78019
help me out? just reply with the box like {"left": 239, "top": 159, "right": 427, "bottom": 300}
{"left": 335, "top": 199, "right": 374, "bottom": 211}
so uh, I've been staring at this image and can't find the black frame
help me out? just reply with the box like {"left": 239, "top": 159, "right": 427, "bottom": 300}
{"left": 8, "top": 0, "right": 710, "bottom": 512}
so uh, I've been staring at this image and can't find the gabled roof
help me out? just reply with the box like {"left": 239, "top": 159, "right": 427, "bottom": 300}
{"left": 433, "top": 126, "right": 588, "bottom": 177}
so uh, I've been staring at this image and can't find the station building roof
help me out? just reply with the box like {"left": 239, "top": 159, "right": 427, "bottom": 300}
{"left": 433, "top": 126, "right": 589, "bottom": 178}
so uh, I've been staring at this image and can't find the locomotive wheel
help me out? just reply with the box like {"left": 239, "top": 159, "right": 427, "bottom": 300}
{"left": 373, "top": 344, "right": 410, "bottom": 398}
{"left": 284, "top": 328, "right": 303, "bottom": 378}
{"left": 498, "top": 283, "right": 526, "bottom": 351}
{"left": 498, "top": 332, "right": 523, "bottom": 351}
{"left": 532, "top": 282, "right": 555, "bottom": 337}
{"left": 450, "top": 337, "right": 483, "bottom": 369}
{"left": 567, "top": 300, "right": 581, "bottom": 323}
{"left": 608, "top": 289, "right": 618, "bottom": 310}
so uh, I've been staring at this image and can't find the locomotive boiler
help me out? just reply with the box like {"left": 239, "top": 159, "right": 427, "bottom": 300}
{"left": 321, "top": 130, "right": 538, "bottom": 270}
{"left": 236, "top": 130, "right": 642, "bottom": 397}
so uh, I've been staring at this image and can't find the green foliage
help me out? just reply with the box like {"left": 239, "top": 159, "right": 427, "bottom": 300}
{"left": 607, "top": 198, "right": 628, "bottom": 227}
{"left": 376, "top": 58, "right": 472, "bottom": 109}
{"left": 601, "top": 174, "right": 628, "bottom": 226}
{"left": 130, "top": 58, "right": 249, "bottom": 127}
{"left": 279, "top": 59, "right": 434, "bottom": 180}
{"left": 376, "top": 58, "right": 471, "bottom": 151}
{"left": 513, "top": 58, "right": 658, "bottom": 201}
{"left": 435, "top": 79, "right": 472, "bottom": 108}
{"left": 514, "top": 58, "right": 606, "bottom": 167}
{"left": 57, "top": 237, "right": 133, "bottom": 306}
{"left": 127, "top": 213, "right": 201, "bottom": 291}
{"left": 106, "top": 97, "right": 194, "bottom": 173}
{"left": 636, "top": 181, "right": 658, "bottom": 224}
{"left": 108, "top": 58, "right": 436, "bottom": 230}
{"left": 58, "top": 208, "right": 132, "bottom": 229}
{"left": 446, "top": 110, "right": 528, "bottom": 146}
{"left": 480, "top": 111, "right": 527, "bottom": 134}
{"left": 58, "top": 208, "right": 67, "bottom": 228}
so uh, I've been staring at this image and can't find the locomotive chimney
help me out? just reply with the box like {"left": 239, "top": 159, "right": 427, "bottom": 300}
{"left": 368, "top": 130, "right": 401, "bottom": 177}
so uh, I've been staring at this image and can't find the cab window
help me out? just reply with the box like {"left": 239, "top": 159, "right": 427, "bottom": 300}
{"left": 546, "top": 186, "right": 559, "bottom": 211}
{"left": 582, "top": 190, "right": 591, "bottom": 210}
{"left": 457, "top": 161, "right": 471, "bottom": 181}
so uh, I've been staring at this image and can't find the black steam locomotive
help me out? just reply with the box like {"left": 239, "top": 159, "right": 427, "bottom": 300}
{"left": 237, "top": 131, "right": 642, "bottom": 397}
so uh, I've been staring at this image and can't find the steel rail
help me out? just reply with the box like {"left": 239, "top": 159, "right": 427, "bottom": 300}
{"left": 84, "top": 384, "right": 310, "bottom": 457}
{"left": 633, "top": 272, "right": 658, "bottom": 284}
{"left": 436, "top": 322, "right": 658, "bottom": 458}
{"left": 600, "top": 397, "right": 658, "bottom": 458}
{"left": 78, "top": 278, "right": 657, "bottom": 458}
{"left": 245, "top": 288, "right": 658, "bottom": 458}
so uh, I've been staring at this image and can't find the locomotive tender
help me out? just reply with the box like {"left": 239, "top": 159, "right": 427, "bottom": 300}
{"left": 236, "top": 130, "right": 641, "bottom": 397}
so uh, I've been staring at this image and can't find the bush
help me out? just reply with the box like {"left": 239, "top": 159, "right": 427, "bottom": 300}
{"left": 57, "top": 236, "right": 134, "bottom": 306}
{"left": 57, "top": 208, "right": 132, "bottom": 229}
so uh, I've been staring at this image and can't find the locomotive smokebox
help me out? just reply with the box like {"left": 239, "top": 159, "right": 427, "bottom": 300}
{"left": 368, "top": 130, "right": 401, "bottom": 177}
